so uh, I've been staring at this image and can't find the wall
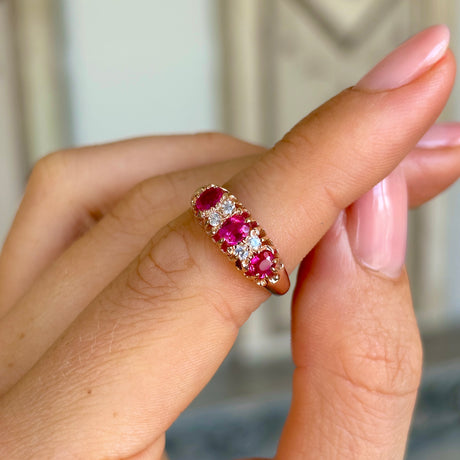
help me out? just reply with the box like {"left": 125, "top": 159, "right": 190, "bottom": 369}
{"left": 61, "top": 0, "right": 221, "bottom": 146}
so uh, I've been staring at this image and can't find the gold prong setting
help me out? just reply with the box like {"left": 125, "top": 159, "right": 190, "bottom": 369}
{"left": 191, "top": 184, "right": 285, "bottom": 287}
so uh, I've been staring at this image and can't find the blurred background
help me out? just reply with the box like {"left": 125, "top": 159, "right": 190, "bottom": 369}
{"left": 1, "top": 0, "right": 460, "bottom": 458}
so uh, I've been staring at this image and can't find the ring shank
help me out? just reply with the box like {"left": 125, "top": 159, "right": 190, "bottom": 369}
{"left": 266, "top": 268, "right": 290, "bottom": 295}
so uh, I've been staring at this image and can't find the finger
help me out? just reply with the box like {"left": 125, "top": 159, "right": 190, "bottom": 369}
{"left": 0, "top": 27, "right": 454, "bottom": 459}
{"left": 1, "top": 135, "right": 455, "bottom": 394}
{"left": 403, "top": 122, "right": 460, "bottom": 207}
{"left": 3, "top": 117, "right": 456, "bottom": 313}
{"left": 0, "top": 154, "right": 259, "bottom": 393}
{"left": 1, "top": 118, "right": 457, "bottom": 332}
{"left": 0, "top": 134, "right": 264, "bottom": 312}
{"left": 0, "top": 138, "right": 455, "bottom": 393}
{"left": 276, "top": 183, "right": 422, "bottom": 460}
{"left": 404, "top": 145, "right": 460, "bottom": 207}
{"left": 276, "top": 72, "right": 460, "bottom": 460}
{"left": 277, "top": 169, "right": 418, "bottom": 459}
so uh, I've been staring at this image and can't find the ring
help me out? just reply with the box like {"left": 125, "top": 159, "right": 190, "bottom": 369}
{"left": 190, "top": 184, "right": 290, "bottom": 295}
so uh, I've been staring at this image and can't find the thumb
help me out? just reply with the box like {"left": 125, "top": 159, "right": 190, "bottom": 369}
{"left": 277, "top": 168, "right": 420, "bottom": 459}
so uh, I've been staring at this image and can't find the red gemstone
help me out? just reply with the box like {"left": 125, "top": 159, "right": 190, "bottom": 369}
{"left": 246, "top": 250, "right": 275, "bottom": 279}
{"left": 195, "top": 186, "right": 224, "bottom": 211}
{"left": 213, "top": 214, "right": 253, "bottom": 246}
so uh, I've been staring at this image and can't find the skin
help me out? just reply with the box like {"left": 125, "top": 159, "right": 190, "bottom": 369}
{"left": 0, "top": 51, "right": 459, "bottom": 459}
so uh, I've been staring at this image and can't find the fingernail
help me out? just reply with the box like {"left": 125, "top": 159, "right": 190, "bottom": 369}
{"left": 417, "top": 122, "right": 460, "bottom": 148}
{"left": 356, "top": 24, "right": 450, "bottom": 91}
{"left": 347, "top": 168, "right": 408, "bottom": 279}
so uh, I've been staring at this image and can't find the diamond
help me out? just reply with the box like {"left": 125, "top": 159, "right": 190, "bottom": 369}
{"left": 234, "top": 244, "right": 249, "bottom": 260}
{"left": 208, "top": 212, "right": 222, "bottom": 227}
{"left": 248, "top": 235, "right": 261, "bottom": 249}
{"left": 221, "top": 200, "right": 236, "bottom": 216}
{"left": 195, "top": 186, "right": 224, "bottom": 211}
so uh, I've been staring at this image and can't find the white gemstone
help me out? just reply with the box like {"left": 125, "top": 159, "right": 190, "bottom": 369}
{"left": 248, "top": 236, "right": 261, "bottom": 249}
{"left": 234, "top": 244, "right": 249, "bottom": 260}
{"left": 208, "top": 212, "right": 222, "bottom": 227}
{"left": 221, "top": 200, "right": 236, "bottom": 216}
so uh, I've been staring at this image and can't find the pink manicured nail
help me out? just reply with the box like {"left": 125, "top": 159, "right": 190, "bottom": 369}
{"left": 417, "top": 122, "right": 460, "bottom": 148}
{"left": 356, "top": 25, "right": 450, "bottom": 91}
{"left": 347, "top": 168, "right": 408, "bottom": 279}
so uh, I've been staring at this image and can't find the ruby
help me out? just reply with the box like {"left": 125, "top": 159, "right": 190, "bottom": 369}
{"left": 246, "top": 250, "right": 275, "bottom": 279}
{"left": 195, "top": 186, "right": 224, "bottom": 211}
{"left": 213, "top": 214, "right": 253, "bottom": 246}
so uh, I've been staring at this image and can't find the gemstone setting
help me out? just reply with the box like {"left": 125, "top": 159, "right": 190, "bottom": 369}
{"left": 221, "top": 200, "right": 236, "bottom": 216}
{"left": 248, "top": 235, "right": 261, "bottom": 250}
{"left": 234, "top": 244, "right": 250, "bottom": 261}
{"left": 245, "top": 250, "right": 276, "bottom": 279}
{"left": 195, "top": 186, "right": 224, "bottom": 211}
{"left": 208, "top": 212, "right": 222, "bottom": 227}
{"left": 191, "top": 184, "right": 287, "bottom": 292}
{"left": 213, "top": 214, "right": 253, "bottom": 246}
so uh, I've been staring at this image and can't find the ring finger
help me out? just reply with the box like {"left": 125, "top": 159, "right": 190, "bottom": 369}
{"left": 0, "top": 133, "right": 264, "bottom": 314}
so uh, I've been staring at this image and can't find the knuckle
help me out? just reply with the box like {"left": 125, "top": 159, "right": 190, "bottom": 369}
{"left": 273, "top": 129, "right": 315, "bottom": 166}
{"left": 105, "top": 175, "right": 176, "bottom": 237}
{"left": 121, "top": 217, "right": 245, "bottom": 331}
{"left": 27, "top": 150, "right": 100, "bottom": 232}
{"left": 335, "top": 319, "right": 423, "bottom": 397}
{"left": 126, "top": 223, "right": 198, "bottom": 305}
{"left": 306, "top": 317, "right": 423, "bottom": 452}
{"left": 28, "top": 151, "right": 70, "bottom": 194}
{"left": 307, "top": 321, "right": 423, "bottom": 454}
{"left": 134, "top": 175, "right": 175, "bottom": 216}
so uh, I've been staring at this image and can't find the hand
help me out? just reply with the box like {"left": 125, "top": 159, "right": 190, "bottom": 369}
{"left": 0, "top": 25, "right": 459, "bottom": 459}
